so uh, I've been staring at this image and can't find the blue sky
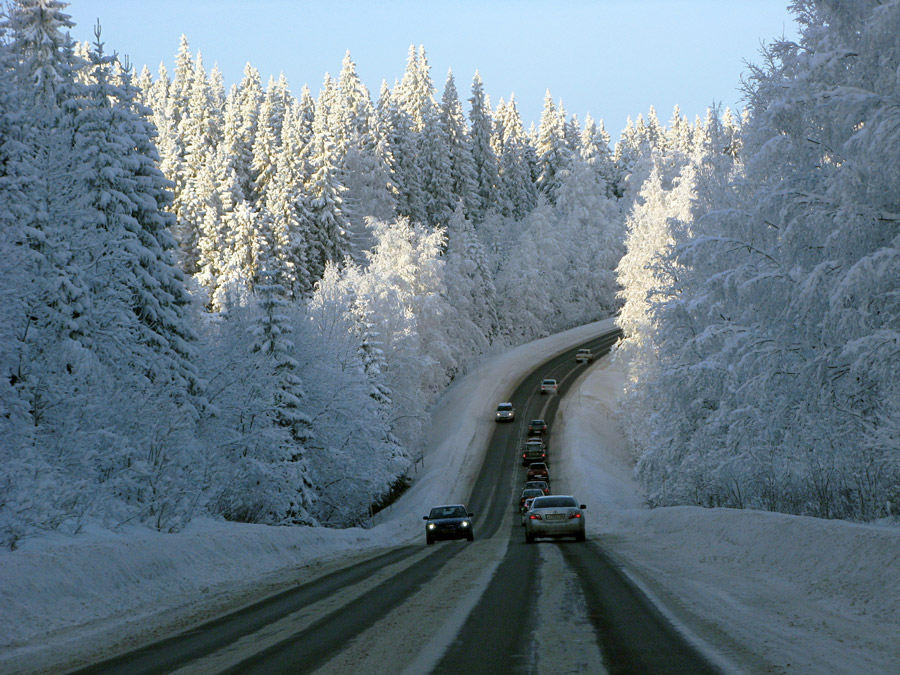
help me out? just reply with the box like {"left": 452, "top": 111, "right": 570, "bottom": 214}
{"left": 64, "top": 0, "right": 799, "bottom": 139}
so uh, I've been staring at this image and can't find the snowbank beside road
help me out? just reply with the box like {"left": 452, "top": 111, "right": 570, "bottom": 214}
{"left": 554, "top": 356, "right": 900, "bottom": 674}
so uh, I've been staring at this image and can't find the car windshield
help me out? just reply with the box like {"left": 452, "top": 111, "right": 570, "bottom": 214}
{"left": 530, "top": 463, "right": 547, "bottom": 470}
{"left": 522, "top": 489, "right": 544, "bottom": 497}
{"left": 429, "top": 506, "right": 467, "bottom": 519}
{"left": 542, "top": 380, "right": 555, "bottom": 385}
{"left": 530, "top": 420, "right": 545, "bottom": 427}
{"left": 497, "top": 403, "right": 512, "bottom": 411}
{"left": 533, "top": 496, "right": 578, "bottom": 509}
{"left": 579, "top": 349, "right": 590, "bottom": 354}
{"left": 525, "top": 482, "right": 546, "bottom": 489}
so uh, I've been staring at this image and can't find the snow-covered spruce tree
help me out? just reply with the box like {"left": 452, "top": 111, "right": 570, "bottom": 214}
{"left": 580, "top": 114, "right": 618, "bottom": 200}
{"left": 380, "top": 80, "right": 425, "bottom": 225}
{"left": 467, "top": 71, "right": 499, "bottom": 223}
{"left": 535, "top": 89, "right": 569, "bottom": 204}
{"left": 418, "top": 99, "right": 455, "bottom": 228}
{"left": 67, "top": 31, "right": 204, "bottom": 531}
{"left": 306, "top": 83, "right": 352, "bottom": 281}
{"left": 494, "top": 95, "right": 538, "bottom": 220}
{"left": 0, "top": 2, "right": 100, "bottom": 545}
{"left": 440, "top": 70, "right": 478, "bottom": 220}
{"left": 395, "top": 44, "right": 435, "bottom": 133}
{"left": 261, "top": 100, "right": 315, "bottom": 299}
{"left": 250, "top": 270, "right": 315, "bottom": 524}
{"left": 335, "top": 52, "right": 394, "bottom": 259}
{"left": 173, "top": 51, "right": 222, "bottom": 274}
{"left": 225, "top": 63, "right": 264, "bottom": 205}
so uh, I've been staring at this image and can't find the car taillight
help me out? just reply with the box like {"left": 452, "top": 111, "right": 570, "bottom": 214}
{"left": 529, "top": 513, "right": 542, "bottom": 520}
{"left": 569, "top": 513, "right": 582, "bottom": 519}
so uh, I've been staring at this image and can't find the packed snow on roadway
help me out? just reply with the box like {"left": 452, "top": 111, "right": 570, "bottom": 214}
{"left": 1, "top": 318, "right": 898, "bottom": 673}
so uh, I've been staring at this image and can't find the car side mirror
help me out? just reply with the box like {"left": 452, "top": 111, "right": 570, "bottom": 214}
{"left": 423, "top": 515, "right": 429, "bottom": 520}
{"left": 580, "top": 505, "right": 586, "bottom": 510}
{"left": 469, "top": 513, "right": 474, "bottom": 517}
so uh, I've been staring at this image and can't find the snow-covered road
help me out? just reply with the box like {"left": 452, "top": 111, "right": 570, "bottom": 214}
{"left": 1, "top": 318, "right": 898, "bottom": 673}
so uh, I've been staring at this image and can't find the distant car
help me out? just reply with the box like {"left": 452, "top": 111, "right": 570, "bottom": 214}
{"left": 527, "top": 462, "right": 549, "bottom": 483}
{"left": 519, "top": 488, "right": 545, "bottom": 512}
{"left": 524, "top": 480, "right": 550, "bottom": 495}
{"left": 521, "top": 438, "right": 547, "bottom": 465}
{"left": 495, "top": 402, "right": 515, "bottom": 422}
{"left": 528, "top": 419, "right": 548, "bottom": 436}
{"left": 521, "top": 496, "right": 539, "bottom": 525}
{"left": 524, "top": 495, "right": 586, "bottom": 543}
{"left": 424, "top": 504, "right": 474, "bottom": 545}
{"left": 540, "top": 378, "right": 558, "bottom": 395}
{"left": 576, "top": 348, "right": 594, "bottom": 363}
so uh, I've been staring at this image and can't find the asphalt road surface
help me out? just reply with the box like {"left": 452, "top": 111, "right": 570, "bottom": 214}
{"left": 74, "top": 327, "right": 719, "bottom": 675}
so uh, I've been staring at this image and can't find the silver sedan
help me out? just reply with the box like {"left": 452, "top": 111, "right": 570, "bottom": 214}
{"left": 524, "top": 495, "right": 586, "bottom": 543}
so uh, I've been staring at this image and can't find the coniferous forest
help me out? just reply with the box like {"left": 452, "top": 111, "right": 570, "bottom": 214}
{"left": 1, "top": 0, "right": 898, "bottom": 548}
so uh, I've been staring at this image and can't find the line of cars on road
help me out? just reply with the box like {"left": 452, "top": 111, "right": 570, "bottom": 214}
{"left": 426, "top": 346, "right": 594, "bottom": 545}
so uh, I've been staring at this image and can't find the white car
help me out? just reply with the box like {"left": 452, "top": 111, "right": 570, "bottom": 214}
{"left": 495, "top": 402, "right": 515, "bottom": 422}
{"left": 524, "top": 495, "right": 586, "bottom": 543}
{"left": 540, "top": 378, "right": 558, "bottom": 395}
{"left": 575, "top": 348, "right": 594, "bottom": 363}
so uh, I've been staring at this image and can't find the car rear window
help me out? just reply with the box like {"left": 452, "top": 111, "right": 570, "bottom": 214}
{"left": 532, "top": 496, "right": 577, "bottom": 508}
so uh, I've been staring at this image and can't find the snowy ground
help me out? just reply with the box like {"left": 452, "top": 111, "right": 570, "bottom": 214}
{"left": 2, "top": 318, "right": 899, "bottom": 673}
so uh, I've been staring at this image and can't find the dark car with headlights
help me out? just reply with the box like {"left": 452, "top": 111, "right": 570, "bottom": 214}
{"left": 524, "top": 495, "right": 586, "bottom": 543}
{"left": 424, "top": 504, "right": 474, "bottom": 545}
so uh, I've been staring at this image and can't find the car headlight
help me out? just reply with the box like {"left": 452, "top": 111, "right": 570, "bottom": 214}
{"left": 461, "top": 520, "right": 469, "bottom": 527}
{"left": 428, "top": 523, "right": 436, "bottom": 530}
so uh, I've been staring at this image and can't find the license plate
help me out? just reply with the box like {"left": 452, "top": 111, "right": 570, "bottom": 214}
{"left": 546, "top": 513, "right": 566, "bottom": 521}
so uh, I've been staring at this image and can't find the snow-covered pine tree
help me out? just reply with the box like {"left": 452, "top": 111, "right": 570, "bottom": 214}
{"left": 382, "top": 79, "right": 425, "bottom": 224}
{"left": 307, "top": 86, "right": 351, "bottom": 281}
{"left": 535, "top": 89, "right": 567, "bottom": 204}
{"left": 418, "top": 99, "right": 455, "bottom": 228}
{"left": 335, "top": 52, "right": 394, "bottom": 258}
{"left": 495, "top": 95, "right": 538, "bottom": 219}
{"left": 439, "top": 70, "right": 478, "bottom": 219}
{"left": 467, "top": 71, "right": 499, "bottom": 222}
{"left": 249, "top": 269, "right": 315, "bottom": 524}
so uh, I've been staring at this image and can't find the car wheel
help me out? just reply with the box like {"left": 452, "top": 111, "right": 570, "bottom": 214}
{"left": 467, "top": 533, "right": 474, "bottom": 542}
{"left": 576, "top": 531, "right": 585, "bottom": 542}
{"left": 525, "top": 533, "right": 534, "bottom": 544}
{"left": 426, "top": 536, "right": 434, "bottom": 545}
